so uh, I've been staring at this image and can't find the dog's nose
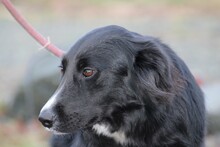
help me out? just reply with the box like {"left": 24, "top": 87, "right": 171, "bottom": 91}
{"left": 38, "top": 109, "right": 53, "bottom": 128}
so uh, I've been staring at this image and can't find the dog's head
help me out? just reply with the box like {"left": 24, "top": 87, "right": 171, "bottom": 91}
{"left": 39, "top": 25, "right": 177, "bottom": 142}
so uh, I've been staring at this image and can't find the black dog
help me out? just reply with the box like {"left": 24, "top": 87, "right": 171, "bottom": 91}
{"left": 39, "top": 25, "right": 205, "bottom": 147}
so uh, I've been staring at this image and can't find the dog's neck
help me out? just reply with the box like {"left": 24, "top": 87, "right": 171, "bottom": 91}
{"left": 52, "top": 130, "right": 132, "bottom": 147}
{"left": 73, "top": 131, "right": 125, "bottom": 147}
{"left": 92, "top": 123, "right": 128, "bottom": 145}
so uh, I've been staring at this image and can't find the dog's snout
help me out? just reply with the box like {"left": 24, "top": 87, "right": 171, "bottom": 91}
{"left": 39, "top": 109, "right": 54, "bottom": 129}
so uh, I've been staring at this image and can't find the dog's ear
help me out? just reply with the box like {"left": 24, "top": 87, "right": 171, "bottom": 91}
{"left": 133, "top": 40, "right": 174, "bottom": 102}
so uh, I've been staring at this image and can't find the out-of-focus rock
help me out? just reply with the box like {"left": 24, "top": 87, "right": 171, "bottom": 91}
{"left": 7, "top": 52, "right": 60, "bottom": 121}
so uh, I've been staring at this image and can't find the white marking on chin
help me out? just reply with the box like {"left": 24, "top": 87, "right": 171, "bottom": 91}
{"left": 92, "top": 123, "right": 128, "bottom": 145}
{"left": 45, "top": 128, "right": 68, "bottom": 135}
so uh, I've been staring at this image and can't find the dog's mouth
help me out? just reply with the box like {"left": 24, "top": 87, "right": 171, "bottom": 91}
{"left": 44, "top": 115, "right": 101, "bottom": 135}
{"left": 45, "top": 127, "right": 69, "bottom": 135}
{"left": 45, "top": 124, "right": 86, "bottom": 135}
{"left": 39, "top": 100, "right": 143, "bottom": 136}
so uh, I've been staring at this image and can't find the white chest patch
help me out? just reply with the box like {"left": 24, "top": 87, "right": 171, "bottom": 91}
{"left": 92, "top": 123, "right": 128, "bottom": 145}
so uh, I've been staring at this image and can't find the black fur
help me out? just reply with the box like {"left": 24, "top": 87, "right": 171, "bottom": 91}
{"left": 39, "top": 25, "right": 205, "bottom": 147}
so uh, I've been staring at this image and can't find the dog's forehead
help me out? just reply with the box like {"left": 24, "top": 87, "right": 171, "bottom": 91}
{"left": 68, "top": 25, "right": 129, "bottom": 53}
{"left": 64, "top": 25, "right": 132, "bottom": 62}
{"left": 64, "top": 25, "right": 152, "bottom": 66}
{"left": 84, "top": 25, "right": 129, "bottom": 42}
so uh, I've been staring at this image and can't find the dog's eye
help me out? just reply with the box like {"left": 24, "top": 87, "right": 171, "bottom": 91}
{"left": 58, "top": 65, "right": 64, "bottom": 73}
{"left": 59, "top": 58, "right": 67, "bottom": 74}
{"left": 82, "top": 68, "right": 94, "bottom": 77}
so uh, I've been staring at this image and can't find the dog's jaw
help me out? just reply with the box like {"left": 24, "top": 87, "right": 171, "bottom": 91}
{"left": 45, "top": 127, "right": 69, "bottom": 135}
{"left": 92, "top": 123, "right": 128, "bottom": 145}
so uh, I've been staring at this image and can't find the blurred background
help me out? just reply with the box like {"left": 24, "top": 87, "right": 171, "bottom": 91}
{"left": 0, "top": 0, "right": 220, "bottom": 146}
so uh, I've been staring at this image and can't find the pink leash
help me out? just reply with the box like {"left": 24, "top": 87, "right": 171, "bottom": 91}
{"left": 1, "top": 0, "right": 65, "bottom": 58}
